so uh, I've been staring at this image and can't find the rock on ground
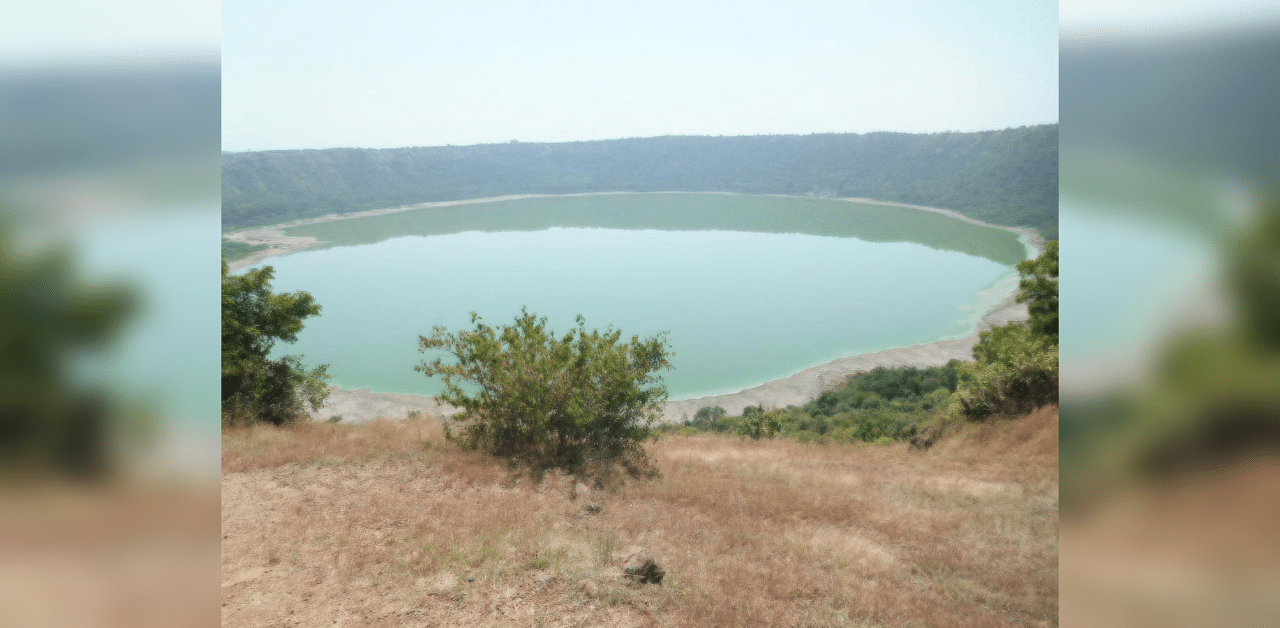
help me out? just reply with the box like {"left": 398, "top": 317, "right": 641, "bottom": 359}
{"left": 614, "top": 546, "right": 664, "bottom": 585}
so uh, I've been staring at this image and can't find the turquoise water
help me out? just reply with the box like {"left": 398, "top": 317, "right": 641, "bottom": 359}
{"left": 1059, "top": 198, "right": 1217, "bottom": 389}
{"left": 79, "top": 206, "right": 222, "bottom": 435}
{"left": 247, "top": 194, "right": 1027, "bottom": 400}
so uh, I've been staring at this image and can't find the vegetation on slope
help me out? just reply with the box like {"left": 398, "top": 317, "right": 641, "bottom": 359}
{"left": 221, "top": 257, "right": 330, "bottom": 426}
{"left": 0, "top": 221, "right": 142, "bottom": 479}
{"left": 222, "top": 125, "right": 1058, "bottom": 236}
{"left": 678, "top": 240, "right": 1060, "bottom": 445}
{"left": 950, "top": 240, "right": 1059, "bottom": 422}
{"left": 674, "top": 363, "right": 962, "bottom": 444}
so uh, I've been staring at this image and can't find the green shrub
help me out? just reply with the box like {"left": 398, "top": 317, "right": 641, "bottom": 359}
{"left": 948, "top": 241, "right": 1059, "bottom": 422}
{"left": 416, "top": 309, "right": 672, "bottom": 480}
{"left": 953, "top": 322, "right": 1058, "bottom": 420}
{"left": 737, "top": 408, "right": 783, "bottom": 440}
{"left": 692, "top": 406, "right": 726, "bottom": 429}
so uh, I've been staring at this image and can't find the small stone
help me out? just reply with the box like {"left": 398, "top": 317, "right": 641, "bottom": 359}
{"left": 614, "top": 546, "right": 664, "bottom": 584}
{"left": 571, "top": 481, "right": 603, "bottom": 514}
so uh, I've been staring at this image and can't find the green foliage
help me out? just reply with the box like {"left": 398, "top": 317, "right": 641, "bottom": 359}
{"left": 0, "top": 226, "right": 143, "bottom": 479}
{"left": 1016, "top": 240, "right": 1059, "bottom": 341}
{"left": 677, "top": 364, "right": 963, "bottom": 444}
{"left": 415, "top": 309, "right": 672, "bottom": 479}
{"left": 221, "top": 258, "right": 330, "bottom": 426}
{"left": 691, "top": 405, "right": 726, "bottom": 429}
{"left": 706, "top": 413, "right": 742, "bottom": 434}
{"left": 949, "top": 241, "right": 1061, "bottom": 421}
{"left": 222, "top": 126, "right": 1058, "bottom": 233}
{"left": 736, "top": 407, "right": 783, "bottom": 440}
{"left": 1229, "top": 208, "right": 1280, "bottom": 349}
{"left": 804, "top": 364, "right": 961, "bottom": 419}
{"left": 221, "top": 239, "right": 267, "bottom": 262}
{"left": 1061, "top": 202, "right": 1280, "bottom": 501}
{"left": 953, "top": 323, "right": 1059, "bottom": 421}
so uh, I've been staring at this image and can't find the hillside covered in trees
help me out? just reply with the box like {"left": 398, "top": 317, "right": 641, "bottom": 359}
{"left": 223, "top": 125, "right": 1057, "bottom": 236}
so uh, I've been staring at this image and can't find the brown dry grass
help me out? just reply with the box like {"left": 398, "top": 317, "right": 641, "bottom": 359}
{"left": 1060, "top": 456, "right": 1280, "bottom": 627}
{"left": 222, "top": 409, "right": 1058, "bottom": 627}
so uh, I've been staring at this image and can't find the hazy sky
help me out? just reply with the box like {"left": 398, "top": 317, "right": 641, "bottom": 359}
{"left": 222, "top": 0, "right": 1058, "bottom": 151}
{"left": 1061, "top": 0, "right": 1280, "bottom": 33}
{"left": 1, "top": 1, "right": 219, "bottom": 62}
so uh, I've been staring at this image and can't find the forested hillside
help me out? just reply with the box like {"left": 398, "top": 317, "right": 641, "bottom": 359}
{"left": 223, "top": 125, "right": 1057, "bottom": 235}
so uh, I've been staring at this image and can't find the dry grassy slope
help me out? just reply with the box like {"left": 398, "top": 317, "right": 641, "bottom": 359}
{"left": 221, "top": 407, "right": 1058, "bottom": 627}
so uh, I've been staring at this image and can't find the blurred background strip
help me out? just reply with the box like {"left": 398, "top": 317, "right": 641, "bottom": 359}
{"left": 0, "top": 1, "right": 219, "bottom": 627}
{"left": 1060, "top": 1, "right": 1280, "bottom": 626}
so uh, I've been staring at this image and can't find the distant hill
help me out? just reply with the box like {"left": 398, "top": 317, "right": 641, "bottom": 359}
{"left": 1062, "top": 30, "right": 1279, "bottom": 191}
{"left": 0, "top": 62, "right": 220, "bottom": 178}
{"left": 222, "top": 125, "right": 1058, "bottom": 235}
{"left": 1061, "top": 30, "right": 1280, "bottom": 238}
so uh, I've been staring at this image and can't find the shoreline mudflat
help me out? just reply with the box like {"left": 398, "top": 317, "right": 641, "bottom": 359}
{"left": 661, "top": 292, "right": 1027, "bottom": 420}
{"left": 223, "top": 191, "right": 1042, "bottom": 423}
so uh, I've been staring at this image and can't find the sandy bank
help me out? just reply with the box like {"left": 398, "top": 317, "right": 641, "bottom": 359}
{"left": 661, "top": 293, "right": 1028, "bottom": 420}
{"left": 838, "top": 196, "right": 1044, "bottom": 252}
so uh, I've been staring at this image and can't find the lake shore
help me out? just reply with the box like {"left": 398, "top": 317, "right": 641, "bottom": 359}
{"left": 223, "top": 191, "right": 1042, "bottom": 423}
{"left": 311, "top": 288, "right": 1028, "bottom": 424}
{"left": 661, "top": 290, "right": 1028, "bottom": 420}
{"left": 223, "top": 191, "right": 1044, "bottom": 271}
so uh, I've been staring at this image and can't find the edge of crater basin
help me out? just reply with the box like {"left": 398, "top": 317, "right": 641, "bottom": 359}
{"left": 228, "top": 191, "right": 1042, "bottom": 423}
{"left": 308, "top": 293, "right": 1028, "bottom": 425}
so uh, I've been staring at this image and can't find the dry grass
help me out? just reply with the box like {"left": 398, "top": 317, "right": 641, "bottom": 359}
{"left": 1060, "top": 456, "right": 1280, "bottom": 627}
{"left": 222, "top": 410, "right": 1058, "bottom": 627}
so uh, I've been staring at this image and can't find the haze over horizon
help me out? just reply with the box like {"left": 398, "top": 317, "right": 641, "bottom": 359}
{"left": 218, "top": 123, "right": 1059, "bottom": 154}
{"left": 222, "top": 0, "right": 1058, "bottom": 152}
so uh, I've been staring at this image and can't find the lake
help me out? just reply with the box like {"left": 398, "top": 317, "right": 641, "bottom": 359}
{"left": 245, "top": 193, "right": 1030, "bottom": 400}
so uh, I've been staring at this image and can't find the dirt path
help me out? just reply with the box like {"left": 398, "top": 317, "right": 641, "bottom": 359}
{"left": 224, "top": 192, "right": 1043, "bottom": 422}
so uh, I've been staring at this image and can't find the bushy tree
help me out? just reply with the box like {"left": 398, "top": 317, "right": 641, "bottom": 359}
{"left": 1, "top": 226, "right": 141, "bottom": 479}
{"left": 416, "top": 309, "right": 672, "bottom": 479}
{"left": 737, "top": 407, "right": 783, "bottom": 440}
{"left": 952, "top": 241, "right": 1059, "bottom": 421}
{"left": 691, "top": 405, "right": 726, "bottom": 429}
{"left": 221, "top": 258, "right": 330, "bottom": 426}
{"left": 952, "top": 323, "right": 1058, "bottom": 420}
{"left": 1016, "top": 239, "right": 1058, "bottom": 341}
